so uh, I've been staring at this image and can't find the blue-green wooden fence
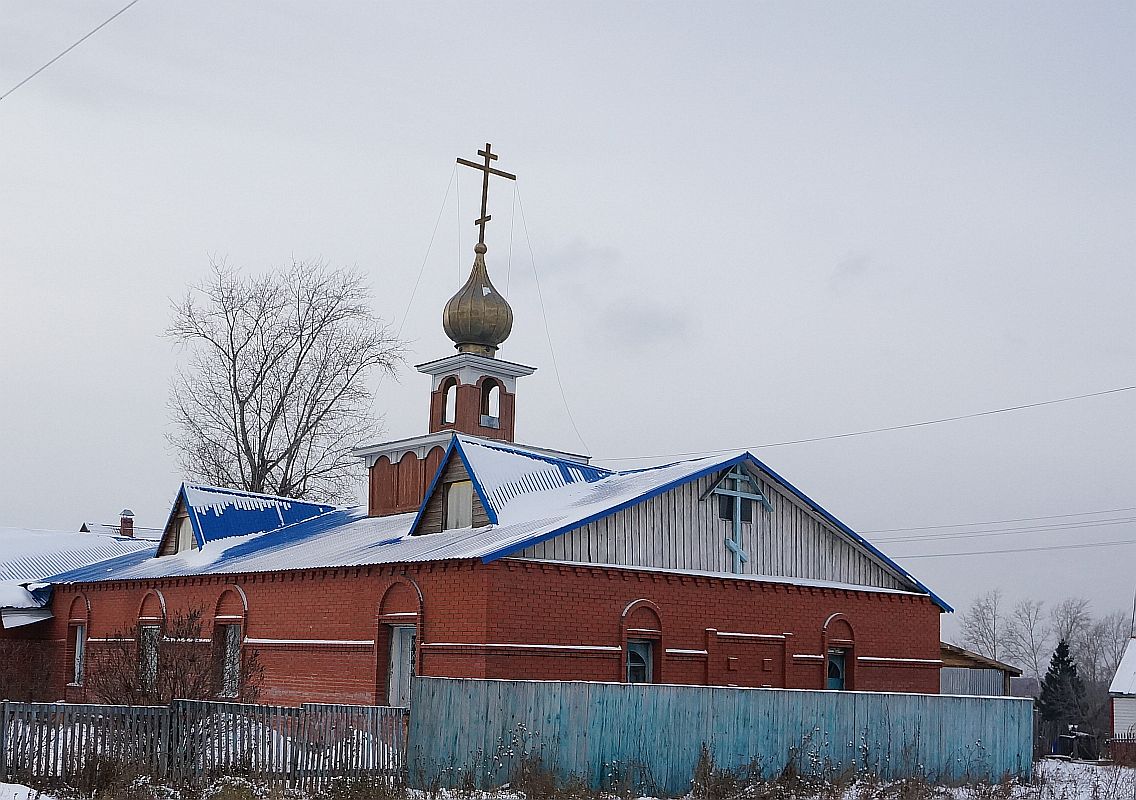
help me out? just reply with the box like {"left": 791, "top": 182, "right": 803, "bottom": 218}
{"left": 407, "top": 678, "right": 1033, "bottom": 795}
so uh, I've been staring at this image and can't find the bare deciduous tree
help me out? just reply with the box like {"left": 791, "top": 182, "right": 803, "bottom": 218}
{"left": 1050, "top": 596, "right": 1093, "bottom": 653}
{"left": 960, "top": 589, "right": 1004, "bottom": 660}
{"left": 168, "top": 260, "right": 403, "bottom": 502}
{"left": 1002, "top": 599, "right": 1050, "bottom": 679}
{"left": 0, "top": 640, "right": 55, "bottom": 701}
{"left": 88, "top": 606, "right": 264, "bottom": 705}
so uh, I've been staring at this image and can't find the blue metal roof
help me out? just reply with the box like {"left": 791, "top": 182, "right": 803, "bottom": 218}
{"left": 176, "top": 484, "right": 337, "bottom": 547}
{"left": 45, "top": 441, "right": 949, "bottom": 612}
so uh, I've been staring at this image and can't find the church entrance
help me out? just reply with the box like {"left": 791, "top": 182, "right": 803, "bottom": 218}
{"left": 387, "top": 625, "right": 417, "bottom": 707}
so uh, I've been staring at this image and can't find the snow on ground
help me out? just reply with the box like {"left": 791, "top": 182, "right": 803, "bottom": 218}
{"left": 2, "top": 761, "right": 1133, "bottom": 800}
{"left": 0, "top": 785, "right": 46, "bottom": 800}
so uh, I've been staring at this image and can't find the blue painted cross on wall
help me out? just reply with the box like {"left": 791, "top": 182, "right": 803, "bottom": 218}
{"left": 710, "top": 465, "right": 773, "bottom": 573}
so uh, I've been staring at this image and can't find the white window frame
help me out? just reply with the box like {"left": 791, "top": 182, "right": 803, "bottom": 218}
{"left": 626, "top": 639, "right": 654, "bottom": 684}
{"left": 218, "top": 623, "right": 242, "bottom": 698}
{"left": 139, "top": 624, "right": 161, "bottom": 691}
{"left": 71, "top": 623, "right": 86, "bottom": 685}
{"left": 443, "top": 480, "right": 474, "bottom": 530}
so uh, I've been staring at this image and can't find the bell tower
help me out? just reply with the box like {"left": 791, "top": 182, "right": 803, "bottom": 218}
{"left": 356, "top": 143, "right": 543, "bottom": 516}
{"left": 419, "top": 143, "right": 534, "bottom": 441}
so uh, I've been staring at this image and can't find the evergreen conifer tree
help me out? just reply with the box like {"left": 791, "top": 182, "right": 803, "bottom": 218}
{"left": 1038, "top": 638, "right": 1085, "bottom": 725}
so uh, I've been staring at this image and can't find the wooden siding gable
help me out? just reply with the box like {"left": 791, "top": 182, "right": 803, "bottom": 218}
{"left": 155, "top": 491, "right": 190, "bottom": 557}
{"left": 410, "top": 446, "right": 492, "bottom": 536}
{"left": 514, "top": 464, "right": 917, "bottom": 593}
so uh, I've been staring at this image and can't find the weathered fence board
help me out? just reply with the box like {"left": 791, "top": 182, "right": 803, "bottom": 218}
{"left": 1, "top": 699, "right": 407, "bottom": 787}
{"left": 407, "top": 678, "right": 1033, "bottom": 796}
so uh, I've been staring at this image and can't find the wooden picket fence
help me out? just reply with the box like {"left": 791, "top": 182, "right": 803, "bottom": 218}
{"left": 0, "top": 699, "right": 408, "bottom": 787}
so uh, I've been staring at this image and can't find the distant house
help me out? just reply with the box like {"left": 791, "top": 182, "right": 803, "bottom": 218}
{"left": 79, "top": 510, "right": 161, "bottom": 541}
{"left": 940, "top": 642, "right": 1021, "bottom": 696}
{"left": 1110, "top": 637, "right": 1136, "bottom": 764}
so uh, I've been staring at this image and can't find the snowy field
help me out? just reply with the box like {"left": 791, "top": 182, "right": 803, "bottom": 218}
{"left": 1, "top": 760, "right": 1133, "bottom": 800}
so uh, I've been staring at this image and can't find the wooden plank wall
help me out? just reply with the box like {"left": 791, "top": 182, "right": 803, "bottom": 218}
{"left": 940, "top": 667, "right": 1005, "bottom": 696}
{"left": 517, "top": 471, "right": 907, "bottom": 590}
{"left": 407, "top": 677, "right": 1034, "bottom": 795}
{"left": 416, "top": 455, "right": 490, "bottom": 534}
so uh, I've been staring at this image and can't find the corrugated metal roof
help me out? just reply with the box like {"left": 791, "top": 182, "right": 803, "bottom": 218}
{"left": 0, "top": 528, "right": 157, "bottom": 583}
{"left": 180, "top": 484, "right": 337, "bottom": 546}
{"left": 43, "top": 439, "right": 949, "bottom": 611}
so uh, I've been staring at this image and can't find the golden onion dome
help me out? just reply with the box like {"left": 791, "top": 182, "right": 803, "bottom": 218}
{"left": 442, "top": 243, "right": 513, "bottom": 357}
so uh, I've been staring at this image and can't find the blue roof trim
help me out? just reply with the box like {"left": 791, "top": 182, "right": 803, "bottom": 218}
{"left": 452, "top": 441, "right": 499, "bottom": 524}
{"left": 405, "top": 437, "right": 460, "bottom": 537}
{"left": 406, "top": 436, "right": 499, "bottom": 535}
{"left": 480, "top": 453, "right": 750, "bottom": 565}
{"left": 464, "top": 437, "right": 613, "bottom": 482}
{"left": 741, "top": 454, "right": 953, "bottom": 613}
{"left": 46, "top": 547, "right": 160, "bottom": 583}
{"left": 480, "top": 452, "right": 951, "bottom": 613}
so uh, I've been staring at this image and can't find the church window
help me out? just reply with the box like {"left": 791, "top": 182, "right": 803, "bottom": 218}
{"left": 71, "top": 624, "right": 86, "bottom": 685}
{"left": 217, "top": 623, "right": 242, "bottom": 697}
{"left": 139, "top": 625, "right": 160, "bottom": 692}
{"left": 626, "top": 639, "right": 654, "bottom": 683}
{"left": 709, "top": 465, "right": 772, "bottom": 574}
{"left": 441, "top": 378, "right": 458, "bottom": 425}
{"left": 443, "top": 480, "right": 474, "bottom": 530}
{"left": 175, "top": 515, "right": 197, "bottom": 553}
{"left": 480, "top": 381, "right": 502, "bottom": 429}
{"left": 827, "top": 648, "right": 847, "bottom": 690}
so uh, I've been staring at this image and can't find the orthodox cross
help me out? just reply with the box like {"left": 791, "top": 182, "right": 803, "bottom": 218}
{"left": 709, "top": 464, "right": 773, "bottom": 573}
{"left": 457, "top": 143, "right": 517, "bottom": 246}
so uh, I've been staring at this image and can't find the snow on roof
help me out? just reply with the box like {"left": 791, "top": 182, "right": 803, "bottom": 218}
{"left": 43, "top": 438, "right": 949, "bottom": 610}
{"left": 0, "top": 526, "right": 157, "bottom": 615}
{"left": 178, "top": 484, "right": 337, "bottom": 546}
{"left": 0, "top": 582, "right": 41, "bottom": 609}
{"left": 0, "top": 527, "right": 157, "bottom": 584}
{"left": 1111, "top": 638, "right": 1136, "bottom": 696}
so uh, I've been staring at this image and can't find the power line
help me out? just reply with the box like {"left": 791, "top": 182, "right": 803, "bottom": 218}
{"left": 597, "top": 384, "right": 1136, "bottom": 463}
{"left": 863, "top": 505, "right": 1136, "bottom": 534}
{"left": 394, "top": 165, "right": 455, "bottom": 339}
{"left": 516, "top": 184, "right": 590, "bottom": 455}
{"left": 0, "top": 0, "right": 143, "bottom": 104}
{"left": 893, "top": 537, "right": 1136, "bottom": 560}
{"left": 874, "top": 516, "right": 1136, "bottom": 544}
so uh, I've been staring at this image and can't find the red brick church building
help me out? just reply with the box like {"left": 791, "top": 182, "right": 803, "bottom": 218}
{"left": 18, "top": 149, "right": 950, "bottom": 707}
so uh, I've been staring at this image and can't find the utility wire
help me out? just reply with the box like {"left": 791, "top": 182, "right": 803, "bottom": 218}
{"left": 597, "top": 384, "right": 1136, "bottom": 463}
{"left": 394, "top": 165, "right": 455, "bottom": 339}
{"left": 863, "top": 505, "right": 1136, "bottom": 534}
{"left": 874, "top": 516, "right": 1136, "bottom": 544}
{"left": 374, "top": 167, "right": 456, "bottom": 394}
{"left": 893, "top": 537, "right": 1136, "bottom": 560}
{"left": 505, "top": 182, "right": 517, "bottom": 297}
{"left": 516, "top": 184, "right": 590, "bottom": 455}
{"left": 0, "top": 0, "right": 143, "bottom": 104}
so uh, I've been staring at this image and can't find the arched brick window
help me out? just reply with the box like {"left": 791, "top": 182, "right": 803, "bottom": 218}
{"left": 823, "top": 614, "right": 856, "bottom": 690}
{"left": 621, "top": 599, "right": 662, "bottom": 684}
{"left": 441, "top": 377, "right": 459, "bottom": 425}
{"left": 137, "top": 590, "right": 167, "bottom": 692}
{"left": 213, "top": 586, "right": 248, "bottom": 698}
{"left": 378, "top": 579, "right": 423, "bottom": 707}
{"left": 480, "top": 379, "right": 502, "bottom": 428}
{"left": 66, "top": 595, "right": 90, "bottom": 686}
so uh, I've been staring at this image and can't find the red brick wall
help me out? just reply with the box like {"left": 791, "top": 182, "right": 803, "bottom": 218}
{"left": 40, "top": 557, "right": 940, "bottom": 706}
{"left": 479, "top": 560, "right": 942, "bottom": 693}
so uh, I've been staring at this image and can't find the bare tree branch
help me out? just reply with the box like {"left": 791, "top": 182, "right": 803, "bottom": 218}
{"left": 167, "top": 260, "right": 403, "bottom": 501}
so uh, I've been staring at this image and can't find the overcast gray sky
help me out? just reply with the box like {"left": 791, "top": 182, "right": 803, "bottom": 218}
{"left": 1, "top": 2, "right": 1133, "bottom": 634}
